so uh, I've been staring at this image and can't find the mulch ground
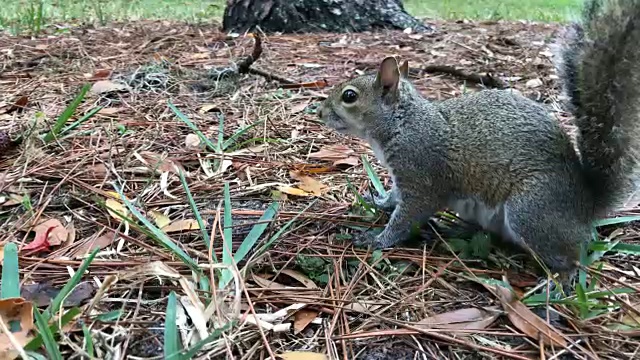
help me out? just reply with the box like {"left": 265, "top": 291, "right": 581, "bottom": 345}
{"left": 1, "top": 18, "right": 640, "bottom": 360}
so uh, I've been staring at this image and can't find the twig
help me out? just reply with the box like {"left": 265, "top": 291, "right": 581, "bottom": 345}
{"left": 417, "top": 64, "right": 506, "bottom": 89}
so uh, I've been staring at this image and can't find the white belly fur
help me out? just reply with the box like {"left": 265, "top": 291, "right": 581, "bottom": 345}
{"left": 448, "top": 197, "right": 504, "bottom": 232}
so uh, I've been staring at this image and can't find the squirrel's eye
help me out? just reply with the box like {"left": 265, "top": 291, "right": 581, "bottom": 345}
{"left": 341, "top": 89, "right": 358, "bottom": 104}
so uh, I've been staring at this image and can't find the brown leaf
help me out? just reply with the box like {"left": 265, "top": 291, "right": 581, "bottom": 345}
{"left": 280, "top": 269, "right": 318, "bottom": 289}
{"left": 31, "top": 218, "right": 68, "bottom": 247}
{"left": 290, "top": 171, "right": 328, "bottom": 197}
{"left": 90, "top": 69, "right": 112, "bottom": 80}
{"left": 492, "top": 283, "right": 568, "bottom": 348}
{"left": 161, "top": 219, "right": 200, "bottom": 233}
{"left": 97, "top": 107, "right": 121, "bottom": 116}
{"left": 0, "top": 298, "right": 34, "bottom": 358}
{"left": 293, "top": 308, "right": 319, "bottom": 334}
{"left": 72, "top": 231, "right": 117, "bottom": 258}
{"left": 277, "top": 186, "right": 312, "bottom": 197}
{"left": 417, "top": 307, "right": 500, "bottom": 330}
{"left": 333, "top": 156, "right": 360, "bottom": 167}
{"left": 138, "top": 151, "right": 184, "bottom": 174}
{"left": 291, "top": 101, "right": 310, "bottom": 114}
{"left": 251, "top": 273, "right": 288, "bottom": 290}
{"left": 308, "top": 145, "right": 354, "bottom": 161}
{"left": 21, "top": 281, "right": 95, "bottom": 307}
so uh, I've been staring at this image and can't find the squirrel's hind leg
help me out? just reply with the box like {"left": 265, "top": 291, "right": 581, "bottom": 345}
{"left": 502, "top": 187, "right": 590, "bottom": 293}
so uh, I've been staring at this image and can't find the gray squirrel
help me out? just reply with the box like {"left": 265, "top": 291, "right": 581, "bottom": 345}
{"left": 317, "top": 0, "right": 640, "bottom": 286}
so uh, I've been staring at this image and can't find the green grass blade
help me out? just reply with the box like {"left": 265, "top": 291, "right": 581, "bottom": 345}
{"left": 59, "top": 106, "right": 102, "bottom": 137}
{"left": 33, "top": 307, "right": 62, "bottom": 360}
{"left": 361, "top": 155, "right": 386, "bottom": 196}
{"left": 26, "top": 307, "right": 81, "bottom": 351}
{"left": 254, "top": 199, "right": 317, "bottom": 258}
{"left": 82, "top": 323, "right": 94, "bottom": 358}
{"left": 593, "top": 215, "right": 640, "bottom": 227}
{"left": 219, "top": 182, "right": 234, "bottom": 289}
{"left": 43, "top": 247, "right": 99, "bottom": 321}
{"left": 168, "top": 101, "right": 217, "bottom": 151}
{"left": 43, "top": 83, "right": 91, "bottom": 143}
{"left": 221, "top": 120, "right": 264, "bottom": 151}
{"left": 177, "top": 168, "right": 213, "bottom": 256}
{"left": 219, "top": 201, "right": 279, "bottom": 288}
{"left": 1, "top": 242, "right": 19, "bottom": 299}
{"left": 112, "top": 184, "right": 200, "bottom": 272}
{"left": 181, "top": 321, "right": 235, "bottom": 359}
{"left": 164, "top": 291, "right": 180, "bottom": 360}
{"left": 217, "top": 113, "right": 225, "bottom": 153}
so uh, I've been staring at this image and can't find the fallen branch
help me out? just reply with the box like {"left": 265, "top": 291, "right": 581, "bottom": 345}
{"left": 354, "top": 61, "right": 505, "bottom": 89}
{"left": 235, "top": 33, "right": 295, "bottom": 84}
{"left": 418, "top": 64, "right": 506, "bottom": 89}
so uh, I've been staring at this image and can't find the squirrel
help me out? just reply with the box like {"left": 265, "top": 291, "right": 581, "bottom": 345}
{"left": 317, "top": 0, "right": 640, "bottom": 286}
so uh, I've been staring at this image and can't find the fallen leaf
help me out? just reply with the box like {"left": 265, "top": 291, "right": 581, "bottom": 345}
{"left": 21, "top": 281, "right": 95, "bottom": 307}
{"left": 106, "top": 197, "right": 129, "bottom": 222}
{"left": 308, "top": 145, "right": 354, "bottom": 161}
{"left": 185, "top": 133, "right": 201, "bottom": 149}
{"left": 72, "top": 231, "right": 117, "bottom": 257}
{"left": 7, "top": 95, "right": 28, "bottom": 113}
{"left": 65, "top": 221, "right": 76, "bottom": 247}
{"left": 278, "top": 351, "right": 327, "bottom": 360}
{"left": 199, "top": 104, "right": 220, "bottom": 114}
{"left": 149, "top": 210, "right": 171, "bottom": 229}
{"left": 291, "top": 101, "right": 310, "bottom": 114}
{"left": 277, "top": 186, "right": 312, "bottom": 197}
{"left": 0, "top": 193, "right": 24, "bottom": 207}
{"left": 280, "top": 269, "right": 318, "bottom": 289}
{"left": 90, "top": 80, "right": 128, "bottom": 94}
{"left": 0, "top": 298, "right": 34, "bottom": 358}
{"left": 98, "top": 107, "right": 121, "bottom": 115}
{"left": 417, "top": 307, "right": 500, "bottom": 330}
{"left": 290, "top": 171, "right": 328, "bottom": 196}
{"left": 89, "top": 69, "right": 112, "bottom": 80}
{"left": 333, "top": 156, "right": 359, "bottom": 167}
{"left": 491, "top": 283, "right": 568, "bottom": 348}
{"left": 293, "top": 308, "right": 319, "bottom": 334}
{"left": 251, "top": 274, "right": 288, "bottom": 290}
{"left": 137, "top": 151, "right": 183, "bottom": 174}
{"left": 25, "top": 218, "right": 68, "bottom": 252}
{"left": 161, "top": 219, "right": 200, "bottom": 233}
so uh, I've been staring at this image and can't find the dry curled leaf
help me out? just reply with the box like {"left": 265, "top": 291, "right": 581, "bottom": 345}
{"left": 417, "top": 307, "right": 500, "bottom": 330}
{"left": 289, "top": 170, "right": 328, "bottom": 196}
{"left": 21, "top": 282, "right": 95, "bottom": 307}
{"left": 277, "top": 186, "right": 312, "bottom": 197}
{"left": 30, "top": 218, "right": 68, "bottom": 247}
{"left": 137, "top": 151, "right": 183, "bottom": 174}
{"left": 185, "top": 133, "right": 202, "bottom": 149}
{"left": 308, "top": 145, "right": 354, "bottom": 161}
{"left": 293, "top": 309, "right": 319, "bottom": 334}
{"left": 492, "top": 283, "right": 568, "bottom": 348}
{"left": 72, "top": 231, "right": 117, "bottom": 257}
{"left": 280, "top": 269, "right": 318, "bottom": 289}
{"left": 291, "top": 100, "right": 310, "bottom": 114}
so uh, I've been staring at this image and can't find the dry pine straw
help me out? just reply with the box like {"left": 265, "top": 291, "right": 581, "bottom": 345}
{"left": 0, "top": 18, "right": 639, "bottom": 359}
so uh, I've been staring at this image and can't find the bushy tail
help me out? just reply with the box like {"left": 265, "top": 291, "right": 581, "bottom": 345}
{"left": 555, "top": 0, "right": 640, "bottom": 211}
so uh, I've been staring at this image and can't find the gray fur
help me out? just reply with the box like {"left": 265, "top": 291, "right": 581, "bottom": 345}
{"left": 316, "top": 0, "right": 640, "bottom": 284}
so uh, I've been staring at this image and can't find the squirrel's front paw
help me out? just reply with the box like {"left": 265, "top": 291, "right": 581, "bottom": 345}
{"left": 352, "top": 231, "right": 384, "bottom": 249}
{"left": 361, "top": 191, "right": 395, "bottom": 212}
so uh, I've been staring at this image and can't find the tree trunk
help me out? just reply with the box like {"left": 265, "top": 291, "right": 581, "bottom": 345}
{"left": 222, "top": 0, "right": 433, "bottom": 34}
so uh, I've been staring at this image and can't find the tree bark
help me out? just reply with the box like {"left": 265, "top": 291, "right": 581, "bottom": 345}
{"left": 222, "top": 0, "right": 433, "bottom": 34}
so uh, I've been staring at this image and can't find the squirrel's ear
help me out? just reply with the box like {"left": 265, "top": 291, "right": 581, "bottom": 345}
{"left": 399, "top": 60, "right": 409, "bottom": 78}
{"left": 375, "top": 56, "right": 401, "bottom": 95}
